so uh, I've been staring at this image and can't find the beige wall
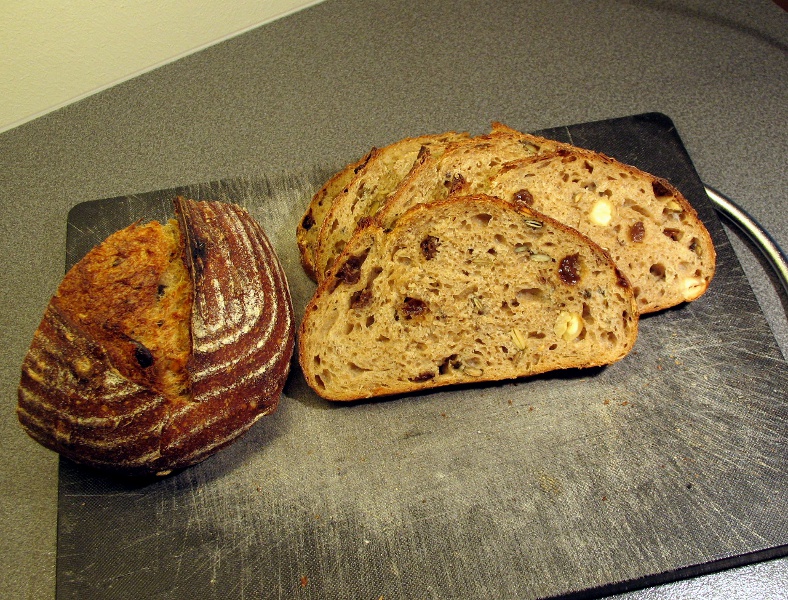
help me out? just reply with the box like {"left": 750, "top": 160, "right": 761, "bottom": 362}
{"left": 0, "top": 0, "right": 322, "bottom": 133}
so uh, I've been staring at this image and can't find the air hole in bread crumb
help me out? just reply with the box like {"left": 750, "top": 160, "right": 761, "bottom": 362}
{"left": 628, "top": 204, "right": 653, "bottom": 219}
{"left": 548, "top": 344, "right": 558, "bottom": 350}
{"left": 529, "top": 331, "right": 546, "bottom": 339}
{"left": 516, "top": 288, "right": 543, "bottom": 303}
{"left": 472, "top": 213, "right": 493, "bottom": 226}
{"left": 582, "top": 302, "right": 594, "bottom": 323}
{"left": 365, "top": 315, "right": 375, "bottom": 327}
{"left": 438, "top": 354, "right": 461, "bottom": 374}
{"left": 650, "top": 263, "right": 666, "bottom": 280}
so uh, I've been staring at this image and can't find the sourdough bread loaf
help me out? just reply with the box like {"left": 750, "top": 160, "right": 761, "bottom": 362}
{"left": 299, "top": 194, "right": 638, "bottom": 401}
{"left": 17, "top": 197, "right": 295, "bottom": 476}
{"left": 299, "top": 131, "right": 469, "bottom": 281}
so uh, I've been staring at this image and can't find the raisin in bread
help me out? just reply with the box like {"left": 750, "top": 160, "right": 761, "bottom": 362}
{"left": 486, "top": 150, "right": 716, "bottom": 312}
{"left": 18, "top": 198, "right": 295, "bottom": 476}
{"left": 299, "top": 194, "right": 638, "bottom": 401}
{"left": 311, "top": 130, "right": 469, "bottom": 281}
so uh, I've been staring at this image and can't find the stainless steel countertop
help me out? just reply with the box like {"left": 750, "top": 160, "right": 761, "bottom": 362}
{"left": 1, "top": 1, "right": 786, "bottom": 597}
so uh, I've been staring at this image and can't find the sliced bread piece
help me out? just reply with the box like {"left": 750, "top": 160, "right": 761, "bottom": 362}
{"left": 487, "top": 150, "right": 716, "bottom": 312}
{"left": 314, "top": 124, "right": 575, "bottom": 282}
{"left": 312, "top": 130, "right": 469, "bottom": 281}
{"left": 297, "top": 148, "right": 376, "bottom": 280}
{"left": 299, "top": 194, "right": 638, "bottom": 401}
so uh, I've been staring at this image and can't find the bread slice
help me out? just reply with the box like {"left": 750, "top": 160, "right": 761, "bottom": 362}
{"left": 486, "top": 150, "right": 716, "bottom": 312}
{"left": 299, "top": 194, "right": 638, "bottom": 401}
{"left": 350, "top": 126, "right": 715, "bottom": 313}
{"left": 313, "top": 124, "right": 578, "bottom": 282}
{"left": 311, "top": 130, "right": 469, "bottom": 281}
{"left": 18, "top": 198, "right": 295, "bottom": 476}
{"left": 297, "top": 148, "right": 375, "bottom": 280}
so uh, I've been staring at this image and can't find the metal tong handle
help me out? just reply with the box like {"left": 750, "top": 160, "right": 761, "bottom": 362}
{"left": 705, "top": 185, "right": 788, "bottom": 299}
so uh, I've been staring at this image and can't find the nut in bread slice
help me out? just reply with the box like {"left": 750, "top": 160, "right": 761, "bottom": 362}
{"left": 299, "top": 194, "right": 638, "bottom": 401}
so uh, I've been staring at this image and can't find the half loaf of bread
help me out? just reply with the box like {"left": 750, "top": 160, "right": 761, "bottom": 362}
{"left": 299, "top": 194, "right": 638, "bottom": 401}
{"left": 18, "top": 198, "right": 295, "bottom": 476}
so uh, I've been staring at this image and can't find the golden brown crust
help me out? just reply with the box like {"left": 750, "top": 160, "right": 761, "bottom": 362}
{"left": 17, "top": 198, "right": 295, "bottom": 476}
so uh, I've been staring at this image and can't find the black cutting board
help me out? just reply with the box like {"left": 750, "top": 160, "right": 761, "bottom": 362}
{"left": 56, "top": 114, "right": 787, "bottom": 599}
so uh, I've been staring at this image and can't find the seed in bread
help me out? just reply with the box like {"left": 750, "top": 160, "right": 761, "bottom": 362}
{"left": 299, "top": 194, "right": 638, "bottom": 401}
{"left": 17, "top": 198, "right": 295, "bottom": 476}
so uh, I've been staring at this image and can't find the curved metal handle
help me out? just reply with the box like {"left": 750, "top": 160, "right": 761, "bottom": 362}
{"left": 705, "top": 185, "right": 788, "bottom": 299}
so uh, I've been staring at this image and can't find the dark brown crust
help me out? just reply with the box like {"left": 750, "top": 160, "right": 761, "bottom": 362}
{"left": 17, "top": 198, "right": 295, "bottom": 476}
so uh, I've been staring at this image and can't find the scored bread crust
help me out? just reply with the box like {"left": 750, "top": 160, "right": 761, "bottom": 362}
{"left": 299, "top": 194, "right": 638, "bottom": 401}
{"left": 17, "top": 198, "right": 295, "bottom": 476}
{"left": 303, "top": 131, "right": 469, "bottom": 281}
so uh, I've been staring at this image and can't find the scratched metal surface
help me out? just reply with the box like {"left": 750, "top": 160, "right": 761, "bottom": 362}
{"left": 56, "top": 114, "right": 787, "bottom": 599}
